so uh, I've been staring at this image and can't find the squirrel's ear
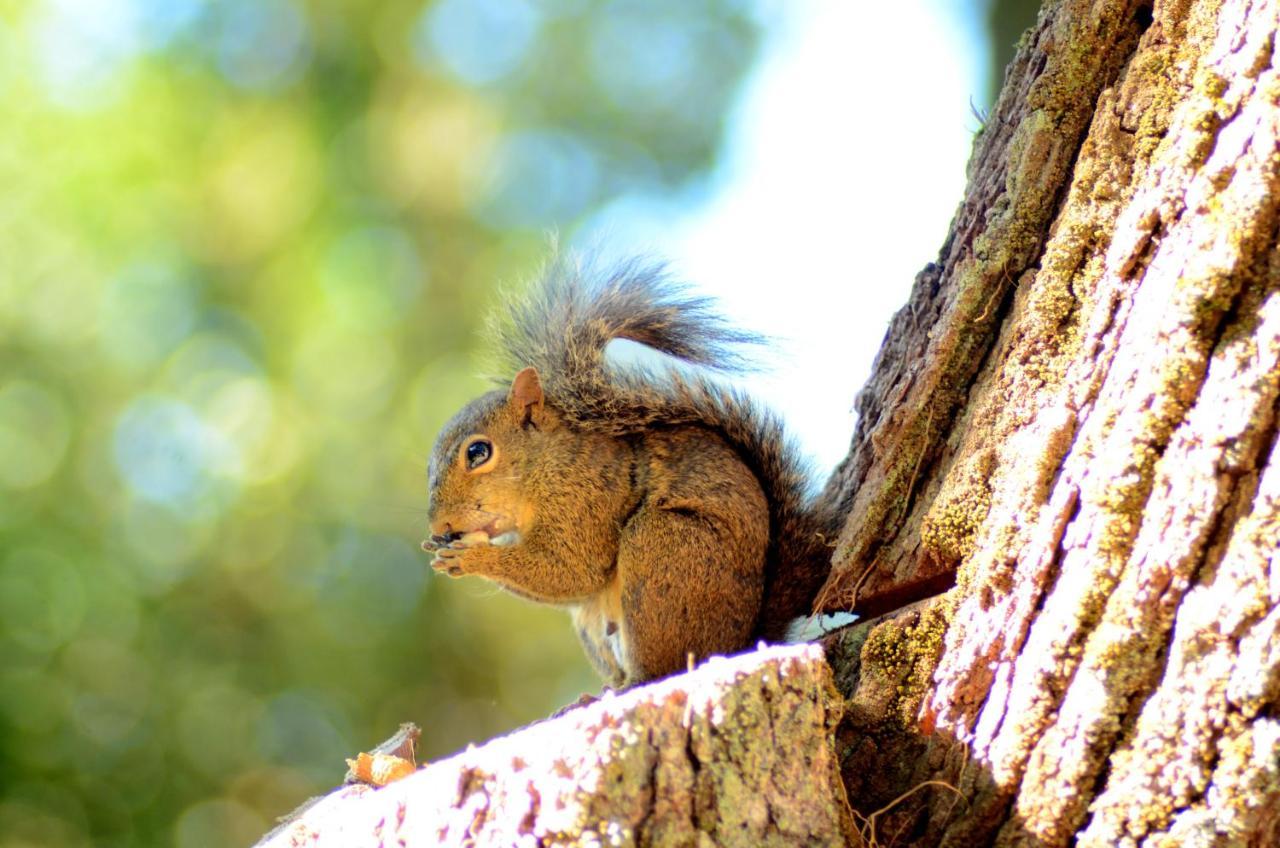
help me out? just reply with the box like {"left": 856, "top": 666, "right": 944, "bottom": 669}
{"left": 509, "top": 367, "right": 544, "bottom": 427}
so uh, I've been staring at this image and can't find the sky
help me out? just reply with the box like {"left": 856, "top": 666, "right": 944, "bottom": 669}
{"left": 582, "top": 0, "right": 985, "bottom": 474}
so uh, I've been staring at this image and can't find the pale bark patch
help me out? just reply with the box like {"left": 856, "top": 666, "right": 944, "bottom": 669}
{"left": 255, "top": 645, "right": 852, "bottom": 847}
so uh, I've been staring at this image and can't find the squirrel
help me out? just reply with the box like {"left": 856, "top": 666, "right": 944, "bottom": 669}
{"left": 421, "top": 255, "right": 840, "bottom": 689}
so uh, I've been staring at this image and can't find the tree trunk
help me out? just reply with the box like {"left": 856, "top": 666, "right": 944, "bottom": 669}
{"left": 822, "top": 0, "right": 1280, "bottom": 843}
{"left": 255, "top": 0, "right": 1280, "bottom": 844}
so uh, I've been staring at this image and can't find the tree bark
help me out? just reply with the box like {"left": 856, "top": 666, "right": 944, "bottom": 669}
{"left": 822, "top": 0, "right": 1280, "bottom": 843}
{"left": 256, "top": 645, "right": 853, "bottom": 847}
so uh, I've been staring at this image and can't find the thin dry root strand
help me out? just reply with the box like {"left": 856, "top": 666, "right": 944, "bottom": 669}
{"left": 851, "top": 780, "right": 964, "bottom": 848}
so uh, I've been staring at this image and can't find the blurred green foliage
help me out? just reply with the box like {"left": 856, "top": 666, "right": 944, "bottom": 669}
{"left": 983, "top": 0, "right": 1042, "bottom": 102}
{"left": 0, "top": 1, "right": 762, "bottom": 844}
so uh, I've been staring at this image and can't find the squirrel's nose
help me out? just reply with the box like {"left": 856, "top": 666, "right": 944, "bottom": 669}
{"left": 428, "top": 521, "right": 459, "bottom": 544}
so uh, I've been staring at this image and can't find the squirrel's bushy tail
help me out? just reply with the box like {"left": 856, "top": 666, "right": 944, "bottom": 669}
{"left": 491, "top": 253, "right": 840, "bottom": 640}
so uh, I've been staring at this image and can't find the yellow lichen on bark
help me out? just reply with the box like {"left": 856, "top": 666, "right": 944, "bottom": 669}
{"left": 826, "top": 0, "right": 1280, "bottom": 845}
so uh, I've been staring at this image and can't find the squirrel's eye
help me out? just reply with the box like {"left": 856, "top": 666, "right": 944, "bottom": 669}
{"left": 465, "top": 439, "right": 492, "bottom": 469}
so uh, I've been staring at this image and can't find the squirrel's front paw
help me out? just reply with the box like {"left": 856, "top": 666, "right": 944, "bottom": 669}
{"left": 430, "top": 545, "right": 469, "bottom": 577}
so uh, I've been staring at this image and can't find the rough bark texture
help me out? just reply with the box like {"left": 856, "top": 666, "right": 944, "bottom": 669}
{"left": 822, "top": 0, "right": 1280, "bottom": 844}
{"left": 256, "top": 645, "right": 852, "bottom": 847}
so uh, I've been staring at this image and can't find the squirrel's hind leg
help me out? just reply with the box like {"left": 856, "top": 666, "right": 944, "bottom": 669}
{"left": 614, "top": 504, "right": 766, "bottom": 684}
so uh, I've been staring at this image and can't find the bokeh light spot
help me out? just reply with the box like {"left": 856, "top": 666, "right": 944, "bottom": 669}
{"left": 22, "top": 245, "right": 103, "bottom": 348}
{"left": 213, "top": 0, "right": 310, "bottom": 92}
{"left": 310, "top": 531, "right": 427, "bottom": 644}
{"left": 407, "top": 353, "right": 486, "bottom": 443}
{"left": 475, "top": 129, "right": 600, "bottom": 228}
{"left": 291, "top": 327, "right": 397, "bottom": 416}
{"left": 0, "top": 798, "right": 89, "bottom": 848}
{"left": 0, "top": 379, "right": 72, "bottom": 490}
{"left": 589, "top": 9, "right": 696, "bottom": 112}
{"left": 162, "top": 333, "right": 262, "bottom": 406}
{"left": 174, "top": 798, "right": 266, "bottom": 848}
{"left": 202, "top": 376, "right": 285, "bottom": 484}
{"left": 255, "top": 691, "right": 351, "bottom": 783}
{"left": 75, "top": 562, "right": 143, "bottom": 646}
{"left": 176, "top": 683, "right": 264, "bottom": 780}
{"left": 63, "top": 638, "right": 151, "bottom": 746}
{"left": 198, "top": 111, "right": 321, "bottom": 262}
{"left": 32, "top": 0, "right": 143, "bottom": 106}
{"left": 0, "top": 21, "right": 14, "bottom": 95}
{"left": 0, "top": 548, "right": 87, "bottom": 655}
{"left": 112, "top": 395, "right": 235, "bottom": 508}
{"left": 97, "top": 262, "right": 200, "bottom": 370}
{"left": 369, "top": 86, "right": 500, "bottom": 211}
{"left": 319, "top": 226, "right": 426, "bottom": 330}
{"left": 118, "top": 498, "right": 217, "bottom": 587}
{"left": 133, "top": 0, "right": 205, "bottom": 48}
{"left": 0, "top": 666, "right": 71, "bottom": 734}
{"left": 416, "top": 0, "right": 542, "bottom": 85}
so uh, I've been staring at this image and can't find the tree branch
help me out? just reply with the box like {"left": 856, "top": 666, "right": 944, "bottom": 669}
{"left": 256, "top": 644, "right": 853, "bottom": 847}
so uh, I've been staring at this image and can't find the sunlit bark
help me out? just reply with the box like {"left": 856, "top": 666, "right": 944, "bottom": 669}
{"left": 256, "top": 645, "right": 852, "bottom": 847}
{"left": 824, "top": 0, "right": 1280, "bottom": 843}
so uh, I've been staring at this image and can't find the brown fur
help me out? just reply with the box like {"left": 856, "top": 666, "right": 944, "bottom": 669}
{"left": 424, "top": 255, "right": 838, "bottom": 687}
